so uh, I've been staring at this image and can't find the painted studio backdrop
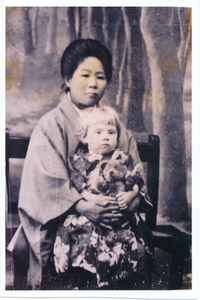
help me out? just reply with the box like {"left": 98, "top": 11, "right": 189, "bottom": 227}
{"left": 6, "top": 7, "right": 191, "bottom": 288}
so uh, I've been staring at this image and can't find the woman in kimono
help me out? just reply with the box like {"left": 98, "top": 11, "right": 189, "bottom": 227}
{"left": 8, "top": 38, "right": 153, "bottom": 290}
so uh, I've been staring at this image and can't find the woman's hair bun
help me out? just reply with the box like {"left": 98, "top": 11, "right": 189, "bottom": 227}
{"left": 61, "top": 39, "right": 113, "bottom": 86}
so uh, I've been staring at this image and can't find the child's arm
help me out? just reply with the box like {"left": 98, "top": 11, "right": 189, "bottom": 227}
{"left": 116, "top": 184, "right": 139, "bottom": 210}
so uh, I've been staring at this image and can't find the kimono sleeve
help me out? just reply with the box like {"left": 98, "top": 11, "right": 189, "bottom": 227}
{"left": 18, "top": 120, "right": 83, "bottom": 226}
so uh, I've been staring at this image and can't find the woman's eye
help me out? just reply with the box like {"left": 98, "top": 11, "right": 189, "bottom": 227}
{"left": 97, "top": 76, "right": 106, "bottom": 80}
{"left": 81, "top": 74, "right": 89, "bottom": 78}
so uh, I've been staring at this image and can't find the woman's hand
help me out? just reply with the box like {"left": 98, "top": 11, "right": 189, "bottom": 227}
{"left": 75, "top": 191, "right": 122, "bottom": 229}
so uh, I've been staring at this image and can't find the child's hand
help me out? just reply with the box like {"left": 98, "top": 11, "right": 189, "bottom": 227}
{"left": 116, "top": 191, "right": 134, "bottom": 210}
{"left": 116, "top": 185, "right": 139, "bottom": 210}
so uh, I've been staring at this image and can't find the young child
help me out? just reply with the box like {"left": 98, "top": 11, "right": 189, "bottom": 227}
{"left": 53, "top": 106, "right": 153, "bottom": 288}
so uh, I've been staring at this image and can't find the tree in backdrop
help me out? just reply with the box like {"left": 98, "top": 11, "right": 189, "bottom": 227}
{"left": 140, "top": 7, "right": 191, "bottom": 223}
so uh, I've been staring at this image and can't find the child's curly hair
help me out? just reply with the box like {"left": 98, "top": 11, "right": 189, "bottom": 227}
{"left": 80, "top": 106, "right": 121, "bottom": 142}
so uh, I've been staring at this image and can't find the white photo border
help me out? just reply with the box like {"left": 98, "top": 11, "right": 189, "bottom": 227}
{"left": 1, "top": 1, "right": 199, "bottom": 299}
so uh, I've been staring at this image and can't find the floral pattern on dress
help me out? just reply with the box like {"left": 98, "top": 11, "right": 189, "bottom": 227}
{"left": 53, "top": 214, "right": 142, "bottom": 287}
{"left": 53, "top": 143, "right": 154, "bottom": 287}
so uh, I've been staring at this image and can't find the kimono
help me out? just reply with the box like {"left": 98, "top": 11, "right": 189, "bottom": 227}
{"left": 8, "top": 92, "right": 153, "bottom": 290}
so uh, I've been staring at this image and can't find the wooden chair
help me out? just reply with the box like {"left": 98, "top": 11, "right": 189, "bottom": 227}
{"left": 6, "top": 132, "right": 191, "bottom": 290}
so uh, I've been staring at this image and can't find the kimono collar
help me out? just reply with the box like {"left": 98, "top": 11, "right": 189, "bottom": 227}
{"left": 58, "top": 92, "right": 130, "bottom": 153}
{"left": 58, "top": 92, "right": 84, "bottom": 138}
{"left": 67, "top": 93, "right": 83, "bottom": 116}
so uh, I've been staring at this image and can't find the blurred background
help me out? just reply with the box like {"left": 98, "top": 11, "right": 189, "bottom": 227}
{"left": 6, "top": 7, "right": 192, "bottom": 289}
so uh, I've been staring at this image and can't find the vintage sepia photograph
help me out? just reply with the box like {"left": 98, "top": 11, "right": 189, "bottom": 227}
{"left": 3, "top": 5, "right": 196, "bottom": 296}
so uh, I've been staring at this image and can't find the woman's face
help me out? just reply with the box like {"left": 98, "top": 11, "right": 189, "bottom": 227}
{"left": 66, "top": 57, "right": 107, "bottom": 109}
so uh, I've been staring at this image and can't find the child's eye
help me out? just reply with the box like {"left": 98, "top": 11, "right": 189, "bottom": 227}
{"left": 96, "top": 131, "right": 101, "bottom": 134}
{"left": 109, "top": 130, "right": 116, "bottom": 135}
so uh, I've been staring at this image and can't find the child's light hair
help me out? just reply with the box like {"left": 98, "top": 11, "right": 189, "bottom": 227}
{"left": 81, "top": 106, "right": 120, "bottom": 141}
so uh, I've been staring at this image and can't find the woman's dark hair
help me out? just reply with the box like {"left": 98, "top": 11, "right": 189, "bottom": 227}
{"left": 61, "top": 39, "right": 113, "bottom": 92}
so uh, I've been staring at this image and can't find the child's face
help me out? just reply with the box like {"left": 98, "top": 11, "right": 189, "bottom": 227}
{"left": 86, "top": 123, "right": 118, "bottom": 155}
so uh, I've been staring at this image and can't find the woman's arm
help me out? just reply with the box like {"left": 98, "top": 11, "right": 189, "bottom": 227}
{"left": 77, "top": 190, "right": 123, "bottom": 229}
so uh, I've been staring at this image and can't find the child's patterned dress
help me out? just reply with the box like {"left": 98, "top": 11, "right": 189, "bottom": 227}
{"left": 53, "top": 144, "right": 153, "bottom": 287}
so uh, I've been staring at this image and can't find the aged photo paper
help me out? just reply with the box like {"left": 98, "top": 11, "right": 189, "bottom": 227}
{"left": 1, "top": 0, "right": 199, "bottom": 299}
